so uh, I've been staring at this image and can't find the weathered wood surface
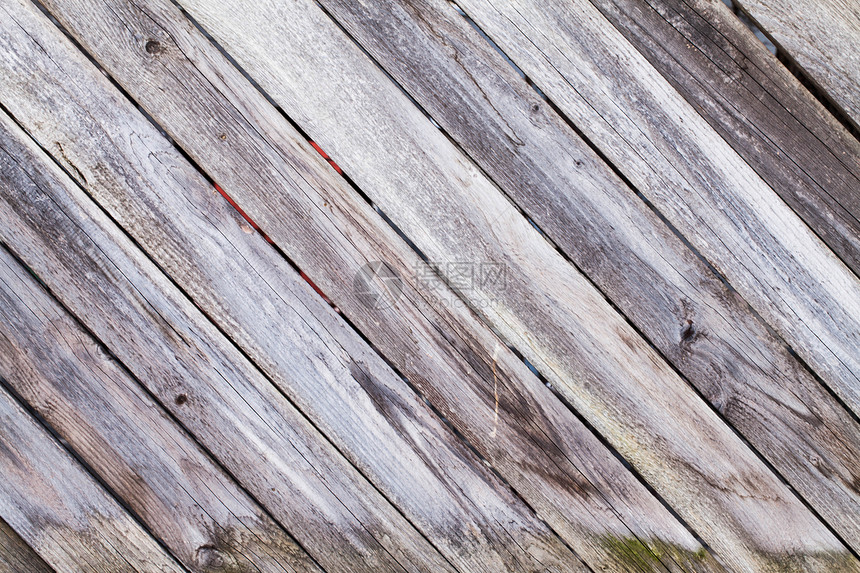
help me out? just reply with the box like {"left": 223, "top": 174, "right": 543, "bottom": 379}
{"left": 0, "top": 244, "right": 322, "bottom": 573}
{"left": 0, "top": 109, "right": 455, "bottom": 573}
{"left": 450, "top": 0, "right": 860, "bottom": 419}
{"left": 20, "top": 0, "right": 728, "bottom": 570}
{"left": 316, "top": 0, "right": 860, "bottom": 550}
{"left": 735, "top": 0, "right": 860, "bottom": 131}
{"left": 0, "top": 3, "right": 635, "bottom": 571}
{"left": 0, "top": 518, "right": 53, "bottom": 573}
{"left": 134, "top": 0, "right": 857, "bottom": 570}
{"left": 584, "top": 0, "right": 860, "bottom": 276}
{"left": 0, "top": 385, "right": 185, "bottom": 573}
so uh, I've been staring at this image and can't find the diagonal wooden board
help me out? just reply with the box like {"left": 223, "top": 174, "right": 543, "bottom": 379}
{"left": 0, "top": 110, "right": 456, "bottom": 573}
{"left": 451, "top": 0, "right": 860, "bottom": 421}
{"left": 0, "top": 518, "right": 54, "bottom": 573}
{"left": 0, "top": 0, "right": 712, "bottom": 570}
{"left": 734, "top": 0, "right": 860, "bottom": 132}
{"left": 315, "top": 0, "right": 860, "bottom": 549}
{"left": 583, "top": 0, "right": 860, "bottom": 276}
{"left": 0, "top": 243, "right": 322, "bottom": 572}
{"left": 0, "top": 384, "right": 185, "bottom": 573}
{"left": 90, "top": 0, "right": 858, "bottom": 569}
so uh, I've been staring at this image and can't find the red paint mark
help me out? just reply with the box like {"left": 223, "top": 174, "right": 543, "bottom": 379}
{"left": 214, "top": 183, "right": 259, "bottom": 230}
{"left": 213, "top": 181, "right": 339, "bottom": 312}
{"left": 214, "top": 182, "right": 273, "bottom": 243}
{"left": 300, "top": 270, "right": 336, "bottom": 308}
{"left": 309, "top": 141, "right": 344, "bottom": 175}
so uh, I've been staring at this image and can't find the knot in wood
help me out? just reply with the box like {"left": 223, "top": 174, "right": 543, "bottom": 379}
{"left": 193, "top": 544, "right": 235, "bottom": 571}
{"left": 144, "top": 39, "right": 162, "bottom": 54}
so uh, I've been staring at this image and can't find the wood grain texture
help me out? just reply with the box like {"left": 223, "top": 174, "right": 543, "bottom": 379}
{"left": 0, "top": 518, "right": 54, "bottom": 573}
{"left": 584, "top": 0, "right": 860, "bottom": 276}
{"left": 735, "top": 0, "right": 860, "bottom": 131}
{"left": 0, "top": 3, "right": 596, "bottom": 572}
{"left": 17, "top": 0, "right": 730, "bottom": 571}
{"left": 0, "top": 244, "right": 322, "bottom": 573}
{"left": 150, "top": 0, "right": 855, "bottom": 570}
{"left": 0, "top": 107, "right": 453, "bottom": 573}
{"left": 0, "top": 386, "right": 185, "bottom": 573}
{"left": 314, "top": 0, "right": 860, "bottom": 550}
{"left": 452, "top": 0, "right": 860, "bottom": 420}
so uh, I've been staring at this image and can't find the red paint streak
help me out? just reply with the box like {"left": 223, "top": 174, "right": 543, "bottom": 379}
{"left": 309, "top": 140, "right": 344, "bottom": 175}
{"left": 214, "top": 183, "right": 261, "bottom": 231}
{"left": 213, "top": 181, "right": 339, "bottom": 311}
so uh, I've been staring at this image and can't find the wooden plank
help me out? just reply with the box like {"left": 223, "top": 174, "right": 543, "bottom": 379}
{"left": 114, "top": 0, "right": 857, "bottom": 570}
{"left": 314, "top": 0, "right": 860, "bottom": 550}
{"left": 450, "top": 0, "right": 860, "bottom": 419}
{"left": 579, "top": 0, "right": 860, "bottom": 276}
{"left": 0, "top": 385, "right": 185, "bottom": 573}
{"left": 0, "top": 109, "right": 454, "bottom": 573}
{"left": 0, "top": 518, "right": 54, "bottom": 573}
{"left": 735, "top": 0, "right": 860, "bottom": 132}
{"left": 0, "top": 244, "right": 323, "bottom": 573}
{"left": 0, "top": 4, "right": 595, "bottom": 573}
{"left": 5, "top": 1, "right": 722, "bottom": 571}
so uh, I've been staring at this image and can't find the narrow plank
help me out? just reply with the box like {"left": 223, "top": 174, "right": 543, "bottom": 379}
{"left": 0, "top": 518, "right": 54, "bottom": 573}
{"left": 0, "top": 385, "right": 185, "bottom": 573}
{"left": 10, "top": 0, "right": 722, "bottom": 571}
{"left": 314, "top": 0, "right": 860, "bottom": 549}
{"left": 452, "top": 0, "right": 860, "bottom": 418}
{"left": 583, "top": 0, "right": 860, "bottom": 276}
{"left": 735, "top": 0, "right": 860, "bottom": 131}
{"left": 0, "top": 3, "right": 593, "bottom": 572}
{"left": 0, "top": 108, "right": 453, "bottom": 573}
{"left": 0, "top": 244, "right": 322, "bottom": 573}
{"left": 127, "top": 0, "right": 857, "bottom": 569}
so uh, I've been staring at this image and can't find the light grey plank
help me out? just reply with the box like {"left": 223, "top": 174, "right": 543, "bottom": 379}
{"left": 127, "top": 0, "right": 857, "bottom": 570}
{"left": 0, "top": 244, "right": 322, "bottom": 573}
{"left": 735, "top": 0, "right": 860, "bottom": 131}
{"left": 19, "top": 0, "right": 738, "bottom": 570}
{"left": 0, "top": 518, "right": 54, "bottom": 573}
{"left": 0, "top": 386, "right": 185, "bottom": 573}
{"left": 0, "top": 105, "right": 452, "bottom": 573}
{"left": 0, "top": 2, "right": 596, "bottom": 572}
{"left": 585, "top": 0, "right": 860, "bottom": 275}
{"left": 315, "top": 0, "right": 860, "bottom": 550}
{"left": 451, "top": 0, "right": 860, "bottom": 420}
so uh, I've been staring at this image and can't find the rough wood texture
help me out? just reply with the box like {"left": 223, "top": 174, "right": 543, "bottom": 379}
{"left": 0, "top": 518, "right": 54, "bottom": 573}
{"left": 451, "top": 0, "right": 860, "bottom": 419}
{"left": 586, "top": 0, "right": 860, "bottom": 276}
{"left": 0, "top": 109, "right": 454, "bottom": 573}
{"left": 315, "top": 0, "right": 860, "bottom": 550}
{"left": 735, "top": 0, "right": 860, "bottom": 131}
{"left": 0, "top": 386, "right": 185, "bottom": 573}
{"left": 0, "top": 244, "right": 322, "bottom": 573}
{"left": 144, "top": 0, "right": 855, "bottom": 570}
{"left": 0, "top": 3, "right": 605, "bottom": 572}
{"left": 18, "top": 0, "right": 729, "bottom": 570}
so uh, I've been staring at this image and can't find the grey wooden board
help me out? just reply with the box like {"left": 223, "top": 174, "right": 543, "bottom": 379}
{"left": 0, "top": 385, "right": 185, "bottom": 573}
{"left": 0, "top": 3, "right": 596, "bottom": 572}
{"left": 585, "top": 0, "right": 860, "bottom": 277}
{"left": 137, "top": 0, "right": 856, "bottom": 570}
{"left": 15, "top": 0, "right": 728, "bottom": 571}
{"left": 735, "top": 0, "right": 860, "bottom": 132}
{"left": 0, "top": 518, "right": 54, "bottom": 573}
{"left": 0, "top": 243, "right": 322, "bottom": 573}
{"left": 315, "top": 0, "right": 860, "bottom": 550}
{"left": 0, "top": 107, "right": 454, "bottom": 573}
{"left": 451, "top": 0, "right": 860, "bottom": 420}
